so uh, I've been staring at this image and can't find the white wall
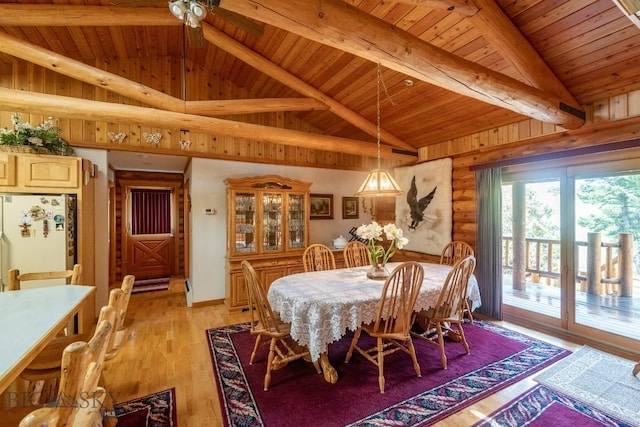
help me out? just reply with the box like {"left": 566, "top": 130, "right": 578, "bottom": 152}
{"left": 187, "top": 158, "right": 373, "bottom": 303}
{"left": 73, "top": 148, "right": 109, "bottom": 312}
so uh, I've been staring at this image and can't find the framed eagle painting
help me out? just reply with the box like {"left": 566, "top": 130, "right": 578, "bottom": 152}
{"left": 393, "top": 158, "right": 452, "bottom": 255}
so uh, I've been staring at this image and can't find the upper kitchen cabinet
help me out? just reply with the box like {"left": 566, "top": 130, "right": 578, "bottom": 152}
{"left": 0, "top": 152, "right": 85, "bottom": 192}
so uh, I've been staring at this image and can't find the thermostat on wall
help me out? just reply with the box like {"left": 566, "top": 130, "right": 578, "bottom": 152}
{"left": 204, "top": 208, "right": 217, "bottom": 215}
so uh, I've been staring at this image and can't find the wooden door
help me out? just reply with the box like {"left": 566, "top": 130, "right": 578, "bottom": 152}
{"left": 123, "top": 186, "right": 177, "bottom": 280}
{"left": 126, "top": 233, "right": 173, "bottom": 279}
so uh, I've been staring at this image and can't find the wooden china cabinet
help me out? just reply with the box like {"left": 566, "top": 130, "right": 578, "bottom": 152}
{"left": 225, "top": 175, "right": 310, "bottom": 312}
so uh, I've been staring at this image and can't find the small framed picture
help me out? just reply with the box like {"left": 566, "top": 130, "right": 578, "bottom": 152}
{"left": 342, "top": 197, "right": 359, "bottom": 219}
{"left": 310, "top": 194, "right": 333, "bottom": 220}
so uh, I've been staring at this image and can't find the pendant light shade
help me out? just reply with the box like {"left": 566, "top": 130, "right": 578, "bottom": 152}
{"left": 355, "top": 169, "right": 404, "bottom": 197}
{"left": 356, "top": 63, "right": 404, "bottom": 197}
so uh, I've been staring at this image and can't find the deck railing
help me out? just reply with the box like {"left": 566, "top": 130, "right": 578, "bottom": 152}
{"left": 502, "top": 232, "right": 634, "bottom": 297}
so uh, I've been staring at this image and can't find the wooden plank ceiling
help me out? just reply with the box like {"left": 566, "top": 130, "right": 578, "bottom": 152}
{"left": 0, "top": 0, "right": 639, "bottom": 155}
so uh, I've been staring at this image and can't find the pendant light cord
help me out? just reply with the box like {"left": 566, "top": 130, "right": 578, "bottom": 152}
{"left": 376, "top": 63, "right": 382, "bottom": 171}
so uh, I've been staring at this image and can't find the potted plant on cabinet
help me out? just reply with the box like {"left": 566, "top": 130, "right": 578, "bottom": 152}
{"left": 0, "top": 112, "right": 73, "bottom": 155}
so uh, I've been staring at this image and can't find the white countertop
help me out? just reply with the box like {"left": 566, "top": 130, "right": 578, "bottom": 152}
{"left": 0, "top": 285, "right": 95, "bottom": 394}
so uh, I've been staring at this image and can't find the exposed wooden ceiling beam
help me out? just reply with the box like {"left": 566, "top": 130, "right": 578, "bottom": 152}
{"left": 0, "top": 88, "right": 416, "bottom": 161}
{"left": 394, "top": 0, "right": 478, "bottom": 16}
{"left": 0, "top": 5, "right": 415, "bottom": 152}
{"left": 201, "top": 24, "right": 415, "bottom": 151}
{"left": 0, "top": 5, "right": 176, "bottom": 26}
{"left": 469, "top": 0, "right": 579, "bottom": 105}
{"left": 0, "top": 31, "right": 184, "bottom": 111}
{"left": 185, "top": 98, "right": 329, "bottom": 115}
{"left": 219, "top": 0, "right": 585, "bottom": 129}
{"left": 0, "top": 31, "right": 325, "bottom": 115}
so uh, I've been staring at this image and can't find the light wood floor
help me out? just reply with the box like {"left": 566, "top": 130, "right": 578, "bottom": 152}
{"left": 6, "top": 277, "right": 633, "bottom": 426}
{"left": 101, "top": 277, "right": 586, "bottom": 426}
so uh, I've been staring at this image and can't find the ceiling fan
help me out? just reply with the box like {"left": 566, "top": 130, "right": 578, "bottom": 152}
{"left": 112, "top": 0, "right": 264, "bottom": 47}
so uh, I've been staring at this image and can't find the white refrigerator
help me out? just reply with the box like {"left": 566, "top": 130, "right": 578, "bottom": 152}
{"left": 0, "top": 194, "right": 76, "bottom": 291}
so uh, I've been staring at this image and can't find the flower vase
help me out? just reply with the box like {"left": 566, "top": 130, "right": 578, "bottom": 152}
{"left": 367, "top": 262, "right": 390, "bottom": 280}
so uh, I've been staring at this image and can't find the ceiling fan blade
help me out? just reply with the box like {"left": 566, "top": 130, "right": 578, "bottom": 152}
{"left": 212, "top": 7, "right": 264, "bottom": 37}
{"left": 187, "top": 25, "right": 205, "bottom": 48}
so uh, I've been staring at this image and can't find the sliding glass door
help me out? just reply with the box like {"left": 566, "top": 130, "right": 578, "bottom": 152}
{"left": 502, "top": 173, "right": 563, "bottom": 327}
{"left": 501, "top": 154, "right": 640, "bottom": 349}
{"left": 570, "top": 168, "right": 640, "bottom": 343}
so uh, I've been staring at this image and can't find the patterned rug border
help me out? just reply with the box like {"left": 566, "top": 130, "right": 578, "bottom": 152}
{"left": 207, "top": 320, "right": 570, "bottom": 427}
{"left": 113, "top": 387, "right": 177, "bottom": 427}
{"left": 472, "top": 384, "right": 636, "bottom": 427}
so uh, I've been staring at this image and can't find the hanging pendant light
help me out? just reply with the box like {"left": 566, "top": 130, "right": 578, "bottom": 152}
{"left": 355, "top": 64, "right": 404, "bottom": 197}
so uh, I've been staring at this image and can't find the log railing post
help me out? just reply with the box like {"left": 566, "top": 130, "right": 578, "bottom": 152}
{"left": 619, "top": 233, "right": 633, "bottom": 297}
{"left": 587, "top": 232, "right": 601, "bottom": 295}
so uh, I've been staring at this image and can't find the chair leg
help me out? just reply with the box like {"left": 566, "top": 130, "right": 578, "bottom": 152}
{"left": 457, "top": 322, "right": 470, "bottom": 355}
{"left": 435, "top": 322, "right": 448, "bottom": 370}
{"left": 464, "top": 299, "right": 474, "bottom": 322}
{"left": 344, "top": 328, "right": 362, "bottom": 363}
{"left": 407, "top": 338, "right": 421, "bottom": 378}
{"left": 250, "top": 335, "right": 262, "bottom": 364}
{"left": 264, "top": 338, "right": 277, "bottom": 391}
{"left": 376, "top": 338, "right": 385, "bottom": 394}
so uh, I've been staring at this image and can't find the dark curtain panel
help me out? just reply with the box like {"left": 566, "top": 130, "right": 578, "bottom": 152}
{"left": 131, "top": 189, "right": 171, "bottom": 235}
{"left": 475, "top": 168, "right": 503, "bottom": 319}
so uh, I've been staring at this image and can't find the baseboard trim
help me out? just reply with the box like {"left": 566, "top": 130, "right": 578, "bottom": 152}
{"left": 192, "top": 298, "right": 225, "bottom": 308}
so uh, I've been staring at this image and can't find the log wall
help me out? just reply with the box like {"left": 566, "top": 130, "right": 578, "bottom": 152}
{"left": 424, "top": 89, "right": 640, "bottom": 254}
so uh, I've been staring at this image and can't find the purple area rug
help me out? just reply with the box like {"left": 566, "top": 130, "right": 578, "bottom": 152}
{"left": 113, "top": 388, "right": 177, "bottom": 427}
{"left": 132, "top": 277, "right": 170, "bottom": 294}
{"left": 207, "top": 321, "right": 570, "bottom": 427}
{"left": 472, "top": 384, "right": 636, "bottom": 427}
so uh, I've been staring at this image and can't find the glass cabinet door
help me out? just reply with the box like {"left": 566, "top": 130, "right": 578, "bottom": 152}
{"left": 234, "top": 192, "right": 256, "bottom": 253}
{"left": 262, "top": 192, "right": 282, "bottom": 252}
{"left": 288, "top": 193, "right": 306, "bottom": 249}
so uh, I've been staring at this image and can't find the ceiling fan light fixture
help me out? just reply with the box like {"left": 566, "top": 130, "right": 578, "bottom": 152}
{"left": 190, "top": 1, "right": 207, "bottom": 18}
{"left": 186, "top": 11, "right": 201, "bottom": 28}
{"left": 169, "top": 0, "right": 188, "bottom": 20}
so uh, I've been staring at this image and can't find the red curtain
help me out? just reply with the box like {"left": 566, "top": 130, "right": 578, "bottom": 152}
{"left": 130, "top": 189, "right": 172, "bottom": 235}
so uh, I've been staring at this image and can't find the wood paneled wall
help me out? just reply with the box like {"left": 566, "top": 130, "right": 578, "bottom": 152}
{"left": 0, "top": 59, "right": 393, "bottom": 171}
{"left": 423, "top": 89, "right": 640, "bottom": 256}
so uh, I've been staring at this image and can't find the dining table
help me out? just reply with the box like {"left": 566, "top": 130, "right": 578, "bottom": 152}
{"left": 267, "top": 261, "right": 481, "bottom": 383}
{"left": 0, "top": 285, "right": 95, "bottom": 396}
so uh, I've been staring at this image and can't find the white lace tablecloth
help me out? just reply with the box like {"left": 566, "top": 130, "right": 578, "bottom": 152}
{"left": 267, "top": 262, "right": 481, "bottom": 362}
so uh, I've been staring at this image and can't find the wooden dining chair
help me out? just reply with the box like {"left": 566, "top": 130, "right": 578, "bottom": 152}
{"left": 4, "top": 304, "right": 115, "bottom": 426}
{"left": 18, "top": 286, "right": 126, "bottom": 411}
{"left": 16, "top": 307, "right": 115, "bottom": 427}
{"left": 344, "top": 261, "right": 425, "bottom": 393}
{"left": 241, "top": 260, "right": 320, "bottom": 390}
{"left": 440, "top": 241, "right": 475, "bottom": 322}
{"left": 343, "top": 241, "right": 370, "bottom": 268}
{"left": 7, "top": 264, "right": 84, "bottom": 336}
{"left": 302, "top": 244, "right": 336, "bottom": 272}
{"left": 411, "top": 255, "right": 476, "bottom": 370}
{"left": 104, "top": 275, "right": 135, "bottom": 361}
{"left": 7, "top": 264, "right": 82, "bottom": 291}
